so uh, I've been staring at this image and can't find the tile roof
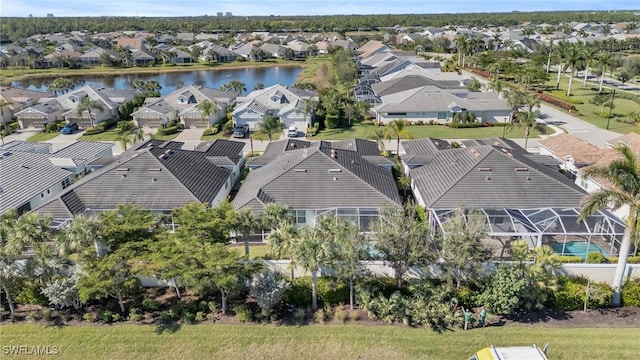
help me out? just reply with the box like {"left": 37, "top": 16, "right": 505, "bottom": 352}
{"left": 538, "top": 133, "right": 603, "bottom": 165}
{"left": 410, "top": 144, "right": 586, "bottom": 209}
{"left": 34, "top": 144, "right": 233, "bottom": 217}
{"left": 233, "top": 145, "right": 401, "bottom": 212}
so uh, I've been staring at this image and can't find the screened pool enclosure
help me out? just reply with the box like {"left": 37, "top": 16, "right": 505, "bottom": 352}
{"left": 428, "top": 207, "right": 633, "bottom": 259}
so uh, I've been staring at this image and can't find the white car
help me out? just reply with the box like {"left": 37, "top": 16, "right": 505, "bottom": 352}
{"left": 287, "top": 125, "right": 298, "bottom": 137}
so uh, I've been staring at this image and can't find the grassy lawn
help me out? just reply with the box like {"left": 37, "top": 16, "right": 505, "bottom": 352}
{"left": 2, "top": 324, "right": 638, "bottom": 360}
{"left": 201, "top": 131, "right": 231, "bottom": 141}
{"left": 314, "top": 121, "right": 550, "bottom": 141}
{"left": 151, "top": 132, "right": 180, "bottom": 141}
{"left": 78, "top": 128, "right": 122, "bottom": 141}
{"left": 229, "top": 243, "right": 271, "bottom": 259}
{"left": 543, "top": 76, "right": 640, "bottom": 134}
{"left": 25, "top": 131, "right": 61, "bottom": 142}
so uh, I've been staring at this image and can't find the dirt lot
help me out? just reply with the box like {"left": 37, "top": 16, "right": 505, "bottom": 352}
{"left": 500, "top": 307, "right": 640, "bottom": 328}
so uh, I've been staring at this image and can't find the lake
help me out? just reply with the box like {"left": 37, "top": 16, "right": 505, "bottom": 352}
{"left": 10, "top": 66, "right": 303, "bottom": 96}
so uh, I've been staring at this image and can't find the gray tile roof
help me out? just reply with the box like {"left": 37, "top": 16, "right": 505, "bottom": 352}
{"left": 410, "top": 145, "right": 586, "bottom": 209}
{"left": 234, "top": 145, "right": 401, "bottom": 212}
{"left": 34, "top": 144, "right": 233, "bottom": 216}
{"left": 0, "top": 151, "right": 74, "bottom": 214}
{"left": 51, "top": 141, "right": 113, "bottom": 161}
{"left": 0, "top": 140, "right": 51, "bottom": 154}
{"left": 371, "top": 75, "right": 465, "bottom": 97}
{"left": 200, "top": 139, "right": 245, "bottom": 164}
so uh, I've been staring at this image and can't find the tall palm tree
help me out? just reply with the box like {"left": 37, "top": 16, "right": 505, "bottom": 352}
{"left": 117, "top": 131, "right": 134, "bottom": 151}
{"left": 383, "top": 119, "right": 414, "bottom": 156}
{"left": 597, "top": 52, "right": 614, "bottom": 93}
{"left": 455, "top": 35, "right": 469, "bottom": 68}
{"left": 489, "top": 79, "right": 504, "bottom": 94}
{"left": 545, "top": 39, "right": 555, "bottom": 74}
{"left": 197, "top": 100, "right": 215, "bottom": 129}
{"left": 563, "top": 45, "right": 583, "bottom": 96}
{"left": 76, "top": 97, "right": 104, "bottom": 128}
{"left": 511, "top": 110, "right": 546, "bottom": 150}
{"left": 256, "top": 115, "right": 283, "bottom": 142}
{"left": 554, "top": 41, "right": 569, "bottom": 90}
{"left": 0, "top": 98, "right": 13, "bottom": 145}
{"left": 267, "top": 221, "right": 297, "bottom": 278}
{"left": 293, "top": 225, "right": 331, "bottom": 310}
{"left": 234, "top": 208, "right": 257, "bottom": 256}
{"left": 578, "top": 145, "right": 640, "bottom": 306}
{"left": 582, "top": 46, "right": 599, "bottom": 87}
{"left": 502, "top": 88, "right": 526, "bottom": 124}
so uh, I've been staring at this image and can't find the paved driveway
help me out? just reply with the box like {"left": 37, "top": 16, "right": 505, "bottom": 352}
{"left": 45, "top": 130, "right": 85, "bottom": 151}
{"left": 1, "top": 128, "right": 40, "bottom": 143}
{"left": 173, "top": 128, "right": 206, "bottom": 151}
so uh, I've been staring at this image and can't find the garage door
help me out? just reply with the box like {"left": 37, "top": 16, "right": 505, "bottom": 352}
{"left": 135, "top": 118, "right": 163, "bottom": 128}
{"left": 19, "top": 118, "right": 45, "bottom": 129}
{"left": 183, "top": 118, "right": 208, "bottom": 129}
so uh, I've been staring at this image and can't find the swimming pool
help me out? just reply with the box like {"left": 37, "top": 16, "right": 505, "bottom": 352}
{"left": 551, "top": 241, "right": 610, "bottom": 258}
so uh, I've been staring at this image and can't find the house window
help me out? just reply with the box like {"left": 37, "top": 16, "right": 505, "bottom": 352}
{"left": 387, "top": 112, "right": 407, "bottom": 116}
{"left": 438, "top": 112, "right": 448, "bottom": 120}
{"left": 579, "top": 176, "right": 589, "bottom": 190}
{"left": 292, "top": 210, "right": 306, "bottom": 225}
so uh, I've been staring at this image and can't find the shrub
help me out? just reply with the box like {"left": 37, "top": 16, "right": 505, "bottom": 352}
{"left": 556, "top": 255, "right": 584, "bottom": 263}
{"left": 41, "top": 309, "right": 53, "bottom": 322}
{"left": 159, "top": 310, "right": 174, "bottom": 323}
{"left": 141, "top": 298, "right": 161, "bottom": 312}
{"left": 284, "top": 277, "right": 313, "bottom": 308}
{"left": 621, "top": 278, "right": 640, "bottom": 306}
{"left": 45, "top": 121, "right": 61, "bottom": 133}
{"left": 325, "top": 113, "right": 340, "bottom": 129}
{"left": 15, "top": 282, "right": 48, "bottom": 306}
{"left": 448, "top": 121, "right": 482, "bottom": 128}
{"left": 111, "top": 313, "right": 122, "bottom": 322}
{"left": 317, "top": 278, "right": 349, "bottom": 306}
{"left": 627, "top": 256, "right": 640, "bottom": 264}
{"left": 117, "top": 120, "right": 134, "bottom": 132}
{"left": 157, "top": 126, "right": 178, "bottom": 136}
{"left": 348, "top": 310, "right": 361, "bottom": 321}
{"left": 534, "top": 92, "right": 578, "bottom": 112}
{"left": 83, "top": 127, "right": 104, "bottom": 135}
{"left": 176, "top": 123, "right": 185, "bottom": 131}
{"left": 203, "top": 128, "right": 219, "bottom": 136}
{"left": 587, "top": 252, "right": 609, "bottom": 264}
{"left": 233, "top": 304, "right": 253, "bottom": 323}
{"left": 128, "top": 307, "right": 142, "bottom": 322}
{"left": 334, "top": 306, "right": 347, "bottom": 323}
{"left": 82, "top": 313, "right": 94, "bottom": 322}
{"left": 100, "top": 310, "right": 115, "bottom": 323}
{"left": 182, "top": 311, "right": 195, "bottom": 323}
{"left": 550, "top": 276, "right": 613, "bottom": 311}
{"left": 359, "top": 277, "right": 400, "bottom": 298}
{"left": 195, "top": 311, "right": 206, "bottom": 322}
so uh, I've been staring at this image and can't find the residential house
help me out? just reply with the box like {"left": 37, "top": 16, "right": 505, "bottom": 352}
{"left": 234, "top": 140, "right": 401, "bottom": 231}
{"left": 260, "top": 43, "right": 287, "bottom": 58}
{"left": 116, "top": 37, "right": 145, "bottom": 51}
{"left": 42, "top": 49, "right": 82, "bottom": 68}
{"left": 0, "top": 140, "right": 113, "bottom": 215}
{"left": 176, "top": 32, "right": 195, "bottom": 43}
{"left": 0, "top": 87, "right": 51, "bottom": 124}
{"left": 80, "top": 47, "right": 120, "bottom": 66}
{"left": 358, "top": 40, "right": 390, "bottom": 58}
{"left": 285, "top": 40, "right": 309, "bottom": 57}
{"left": 132, "top": 85, "right": 238, "bottom": 128}
{"left": 232, "top": 84, "right": 318, "bottom": 132}
{"left": 15, "top": 100, "right": 64, "bottom": 129}
{"left": 131, "top": 48, "right": 156, "bottom": 66}
{"left": 332, "top": 39, "right": 357, "bottom": 51}
{"left": 59, "top": 85, "right": 136, "bottom": 128}
{"left": 402, "top": 137, "right": 626, "bottom": 254}
{"left": 34, "top": 139, "right": 244, "bottom": 222}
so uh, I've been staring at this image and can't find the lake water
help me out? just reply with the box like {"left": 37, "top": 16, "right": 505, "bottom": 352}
{"left": 10, "top": 66, "right": 303, "bottom": 96}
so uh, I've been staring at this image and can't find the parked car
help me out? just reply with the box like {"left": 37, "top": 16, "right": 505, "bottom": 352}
{"left": 287, "top": 125, "right": 298, "bottom": 137}
{"left": 232, "top": 124, "right": 250, "bottom": 138}
{"left": 60, "top": 123, "right": 79, "bottom": 135}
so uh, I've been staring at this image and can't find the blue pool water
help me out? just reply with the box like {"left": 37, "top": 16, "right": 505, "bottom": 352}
{"left": 551, "top": 241, "right": 610, "bottom": 258}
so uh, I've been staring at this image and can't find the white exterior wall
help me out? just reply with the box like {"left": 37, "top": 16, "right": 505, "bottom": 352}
{"left": 211, "top": 175, "right": 234, "bottom": 206}
{"left": 481, "top": 110, "right": 510, "bottom": 123}
{"left": 233, "top": 109, "right": 262, "bottom": 130}
{"left": 27, "top": 179, "right": 70, "bottom": 210}
{"left": 376, "top": 111, "right": 445, "bottom": 124}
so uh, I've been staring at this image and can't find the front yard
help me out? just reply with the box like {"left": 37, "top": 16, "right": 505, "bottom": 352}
{"left": 313, "top": 121, "right": 551, "bottom": 141}
{"left": 26, "top": 131, "right": 62, "bottom": 142}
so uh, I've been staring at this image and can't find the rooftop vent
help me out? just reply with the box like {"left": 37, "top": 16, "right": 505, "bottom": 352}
{"left": 328, "top": 169, "right": 342, "bottom": 173}
{"left": 116, "top": 168, "right": 129, "bottom": 171}
{"left": 149, "top": 168, "right": 162, "bottom": 171}
{"left": 294, "top": 168, "right": 307, "bottom": 173}
{"left": 477, "top": 167, "right": 491, "bottom": 172}
{"left": 20, "top": 163, "right": 29, "bottom": 169}
{"left": 515, "top": 167, "right": 529, "bottom": 172}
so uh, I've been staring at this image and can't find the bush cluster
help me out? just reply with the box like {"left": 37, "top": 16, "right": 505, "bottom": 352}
{"left": 283, "top": 277, "right": 350, "bottom": 308}
{"left": 534, "top": 93, "right": 578, "bottom": 112}
{"left": 157, "top": 126, "right": 178, "bottom": 136}
{"left": 550, "top": 276, "right": 613, "bottom": 311}
{"left": 621, "top": 278, "right": 640, "bottom": 306}
{"left": 1, "top": 122, "right": 20, "bottom": 136}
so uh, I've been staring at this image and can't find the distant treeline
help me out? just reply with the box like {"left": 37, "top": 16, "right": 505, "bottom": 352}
{"left": 2, "top": 11, "right": 639, "bottom": 42}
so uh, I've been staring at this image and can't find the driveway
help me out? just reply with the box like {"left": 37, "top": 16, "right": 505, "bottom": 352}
{"left": 173, "top": 127, "right": 206, "bottom": 151}
{"left": 1, "top": 128, "right": 40, "bottom": 143}
{"left": 45, "top": 130, "right": 85, "bottom": 151}
{"left": 537, "top": 103, "right": 618, "bottom": 148}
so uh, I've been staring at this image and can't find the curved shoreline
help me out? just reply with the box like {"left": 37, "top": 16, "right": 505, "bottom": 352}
{"left": 1, "top": 60, "right": 310, "bottom": 83}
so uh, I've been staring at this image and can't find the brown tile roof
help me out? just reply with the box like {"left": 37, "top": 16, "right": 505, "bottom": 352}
{"left": 605, "top": 133, "right": 640, "bottom": 151}
{"left": 538, "top": 133, "right": 602, "bottom": 165}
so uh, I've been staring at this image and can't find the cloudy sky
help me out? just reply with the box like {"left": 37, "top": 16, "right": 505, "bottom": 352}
{"left": 2, "top": 0, "right": 638, "bottom": 17}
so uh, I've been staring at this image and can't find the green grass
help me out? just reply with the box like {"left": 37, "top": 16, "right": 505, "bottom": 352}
{"left": 78, "top": 128, "right": 123, "bottom": 141}
{"left": 151, "top": 132, "right": 180, "bottom": 141}
{"left": 201, "top": 131, "right": 231, "bottom": 141}
{"left": 543, "top": 76, "right": 640, "bottom": 134}
{"left": 229, "top": 243, "right": 271, "bottom": 259}
{"left": 25, "top": 131, "right": 61, "bottom": 142}
{"left": 2, "top": 324, "right": 638, "bottom": 360}
{"left": 314, "top": 121, "right": 550, "bottom": 141}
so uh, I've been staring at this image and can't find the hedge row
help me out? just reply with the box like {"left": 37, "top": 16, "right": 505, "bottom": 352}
{"left": 534, "top": 92, "right": 578, "bottom": 112}
{"left": 157, "top": 126, "right": 178, "bottom": 136}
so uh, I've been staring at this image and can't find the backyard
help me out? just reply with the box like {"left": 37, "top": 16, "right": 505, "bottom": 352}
{"left": 2, "top": 318, "right": 639, "bottom": 360}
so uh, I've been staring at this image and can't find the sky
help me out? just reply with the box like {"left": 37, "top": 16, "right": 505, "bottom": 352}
{"left": 2, "top": 0, "right": 639, "bottom": 17}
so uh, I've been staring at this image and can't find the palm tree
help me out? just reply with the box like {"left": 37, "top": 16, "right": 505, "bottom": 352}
{"left": 76, "top": 97, "right": 104, "bottom": 128}
{"left": 234, "top": 208, "right": 257, "bottom": 256}
{"left": 117, "top": 131, "right": 134, "bottom": 151}
{"left": 582, "top": 46, "right": 599, "bottom": 86}
{"left": 0, "top": 98, "right": 13, "bottom": 145}
{"left": 597, "top": 52, "right": 614, "bottom": 93}
{"left": 197, "top": 100, "right": 215, "bottom": 129}
{"left": 554, "top": 41, "right": 569, "bottom": 90}
{"left": 502, "top": 88, "right": 526, "bottom": 124}
{"left": 545, "top": 39, "right": 555, "bottom": 74}
{"left": 227, "top": 80, "right": 247, "bottom": 95}
{"left": 293, "top": 225, "right": 331, "bottom": 310}
{"left": 60, "top": 215, "right": 106, "bottom": 258}
{"left": 256, "top": 115, "right": 283, "bottom": 142}
{"left": 369, "top": 127, "right": 386, "bottom": 153}
{"left": 511, "top": 110, "right": 546, "bottom": 150}
{"left": 563, "top": 45, "right": 583, "bottom": 96}
{"left": 578, "top": 145, "right": 640, "bottom": 306}
{"left": 384, "top": 119, "right": 414, "bottom": 156}
{"left": 488, "top": 79, "right": 504, "bottom": 94}
{"left": 267, "top": 221, "right": 297, "bottom": 278}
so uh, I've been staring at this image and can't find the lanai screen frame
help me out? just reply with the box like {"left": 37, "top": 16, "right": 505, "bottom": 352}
{"left": 428, "top": 207, "right": 630, "bottom": 256}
